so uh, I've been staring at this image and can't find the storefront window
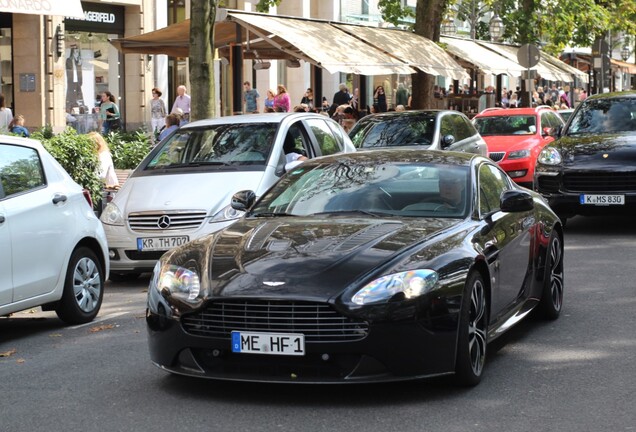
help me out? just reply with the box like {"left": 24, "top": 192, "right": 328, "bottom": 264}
{"left": 64, "top": 31, "right": 120, "bottom": 133}
{"left": 0, "top": 26, "right": 13, "bottom": 111}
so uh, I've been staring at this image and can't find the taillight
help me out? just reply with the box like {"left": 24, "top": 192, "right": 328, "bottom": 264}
{"left": 82, "top": 188, "right": 93, "bottom": 209}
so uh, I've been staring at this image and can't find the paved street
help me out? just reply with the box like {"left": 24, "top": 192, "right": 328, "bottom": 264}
{"left": 1, "top": 215, "right": 635, "bottom": 432}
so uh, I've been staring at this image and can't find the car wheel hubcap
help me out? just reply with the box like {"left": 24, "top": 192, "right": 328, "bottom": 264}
{"left": 468, "top": 279, "right": 487, "bottom": 376}
{"left": 549, "top": 237, "right": 564, "bottom": 312}
{"left": 73, "top": 257, "right": 101, "bottom": 313}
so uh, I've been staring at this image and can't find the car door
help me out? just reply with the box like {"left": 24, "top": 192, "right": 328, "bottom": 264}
{"left": 0, "top": 143, "right": 71, "bottom": 302}
{"left": 0, "top": 199, "right": 11, "bottom": 306}
{"left": 304, "top": 117, "right": 344, "bottom": 157}
{"left": 440, "top": 112, "right": 487, "bottom": 155}
{"left": 477, "top": 162, "right": 532, "bottom": 320}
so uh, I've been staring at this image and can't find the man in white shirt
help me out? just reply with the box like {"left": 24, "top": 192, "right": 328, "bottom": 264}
{"left": 171, "top": 85, "right": 191, "bottom": 122}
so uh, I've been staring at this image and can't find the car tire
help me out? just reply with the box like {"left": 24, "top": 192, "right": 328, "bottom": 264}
{"left": 454, "top": 271, "right": 488, "bottom": 387}
{"left": 539, "top": 232, "right": 564, "bottom": 320}
{"left": 108, "top": 272, "right": 140, "bottom": 283}
{"left": 55, "top": 247, "right": 104, "bottom": 325}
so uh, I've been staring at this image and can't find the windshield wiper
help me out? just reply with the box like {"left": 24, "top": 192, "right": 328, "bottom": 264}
{"left": 312, "top": 210, "right": 385, "bottom": 218}
{"left": 250, "top": 212, "right": 295, "bottom": 217}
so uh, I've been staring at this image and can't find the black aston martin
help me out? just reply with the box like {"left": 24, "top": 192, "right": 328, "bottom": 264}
{"left": 146, "top": 150, "right": 564, "bottom": 386}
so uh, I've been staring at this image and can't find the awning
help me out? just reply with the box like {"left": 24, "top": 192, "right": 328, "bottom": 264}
{"left": 611, "top": 58, "right": 636, "bottom": 75}
{"left": 476, "top": 41, "right": 581, "bottom": 83}
{"left": 110, "top": 19, "right": 190, "bottom": 57}
{"left": 1, "top": 0, "right": 84, "bottom": 19}
{"left": 440, "top": 36, "right": 524, "bottom": 78}
{"left": 334, "top": 25, "right": 469, "bottom": 80}
{"left": 224, "top": 12, "right": 415, "bottom": 75}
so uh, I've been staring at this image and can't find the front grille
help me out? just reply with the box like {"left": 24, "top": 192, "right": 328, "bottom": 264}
{"left": 563, "top": 172, "right": 636, "bottom": 192}
{"left": 128, "top": 211, "right": 207, "bottom": 232}
{"left": 182, "top": 300, "right": 369, "bottom": 343}
{"left": 537, "top": 176, "right": 560, "bottom": 193}
{"left": 489, "top": 152, "right": 505, "bottom": 162}
{"left": 125, "top": 250, "right": 166, "bottom": 261}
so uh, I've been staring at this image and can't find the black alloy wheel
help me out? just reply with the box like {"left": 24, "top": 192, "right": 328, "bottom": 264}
{"left": 539, "top": 232, "right": 564, "bottom": 320}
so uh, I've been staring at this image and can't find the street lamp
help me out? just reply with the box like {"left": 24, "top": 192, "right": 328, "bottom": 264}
{"left": 489, "top": 14, "right": 504, "bottom": 42}
{"left": 621, "top": 45, "right": 631, "bottom": 61}
{"left": 441, "top": 16, "right": 457, "bottom": 36}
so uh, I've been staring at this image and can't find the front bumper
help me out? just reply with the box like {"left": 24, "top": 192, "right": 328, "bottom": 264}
{"left": 103, "top": 219, "right": 237, "bottom": 273}
{"left": 146, "top": 295, "right": 460, "bottom": 383}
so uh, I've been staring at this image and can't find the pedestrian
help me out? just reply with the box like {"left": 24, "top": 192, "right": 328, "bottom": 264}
{"left": 99, "top": 91, "right": 120, "bottom": 135}
{"left": 9, "top": 114, "right": 29, "bottom": 137}
{"left": 273, "top": 85, "right": 291, "bottom": 112}
{"left": 300, "top": 88, "right": 315, "bottom": 111}
{"left": 159, "top": 113, "right": 180, "bottom": 141}
{"left": 150, "top": 87, "right": 167, "bottom": 142}
{"left": 264, "top": 89, "right": 276, "bottom": 111}
{"left": 88, "top": 131, "right": 119, "bottom": 188}
{"left": 396, "top": 83, "right": 409, "bottom": 107}
{"left": 329, "top": 83, "right": 351, "bottom": 116}
{"left": 243, "top": 81, "right": 260, "bottom": 113}
{"left": 373, "top": 86, "right": 388, "bottom": 112}
{"left": 172, "top": 85, "right": 191, "bottom": 123}
{"left": 0, "top": 94, "right": 13, "bottom": 131}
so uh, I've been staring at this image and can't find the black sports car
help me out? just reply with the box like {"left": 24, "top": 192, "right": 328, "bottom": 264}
{"left": 146, "top": 150, "right": 564, "bottom": 386}
{"left": 535, "top": 91, "right": 636, "bottom": 222}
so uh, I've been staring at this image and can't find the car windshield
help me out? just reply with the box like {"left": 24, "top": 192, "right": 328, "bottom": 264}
{"left": 349, "top": 114, "right": 436, "bottom": 148}
{"left": 567, "top": 98, "right": 636, "bottom": 134}
{"left": 251, "top": 160, "right": 471, "bottom": 219}
{"left": 473, "top": 115, "right": 537, "bottom": 136}
{"left": 144, "top": 124, "right": 277, "bottom": 170}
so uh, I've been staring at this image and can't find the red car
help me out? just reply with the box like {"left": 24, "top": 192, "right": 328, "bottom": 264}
{"left": 473, "top": 106, "right": 564, "bottom": 188}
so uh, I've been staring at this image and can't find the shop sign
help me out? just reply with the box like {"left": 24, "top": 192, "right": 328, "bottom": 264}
{"left": 65, "top": 1, "right": 124, "bottom": 34}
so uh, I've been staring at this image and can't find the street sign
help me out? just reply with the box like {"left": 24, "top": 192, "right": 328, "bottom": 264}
{"left": 517, "top": 44, "right": 540, "bottom": 69}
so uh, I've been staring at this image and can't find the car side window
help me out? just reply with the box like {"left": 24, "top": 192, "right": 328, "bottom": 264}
{"left": 440, "top": 114, "right": 473, "bottom": 142}
{"left": 286, "top": 123, "right": 312, "bottom": 157}
{"left": 0, "top": 144, "right": 46, "bottom": 199}
{"left": 478, "top": 163, "right": 511, "bottom": 216}
{"left": 305, "top": 118, "right": 340, "bottom": 156}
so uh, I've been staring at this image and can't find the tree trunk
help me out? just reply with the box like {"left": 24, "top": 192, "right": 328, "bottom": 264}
{"left": 412, "top": 0, "right": 445, "bottom": 109}
{"left": 189, "top": 0, "right": 216, "bottom": 120}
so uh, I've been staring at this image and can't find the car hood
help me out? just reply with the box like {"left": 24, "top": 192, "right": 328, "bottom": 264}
{"left": 485, "top": 135, "right": 545, "bottom": 152}
{"left": 556, "top": 133, "right": 636, "bottom": 170}
{"left": 170, "top": 217, "right": 461, "bottom": 300}
{"left": 113, "top": 171, "right": 268, "bottom": 214}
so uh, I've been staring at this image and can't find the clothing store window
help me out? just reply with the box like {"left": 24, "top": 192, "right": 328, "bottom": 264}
{"left": 0, "top": 19, "right": 13, "bottom": 111}
{"left": 64, "top": 2, "right": 124, "bottom": 134}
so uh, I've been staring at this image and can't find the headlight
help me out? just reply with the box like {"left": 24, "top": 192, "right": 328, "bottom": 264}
{"left": 100, "top": 202, "right": 124, "bottom": 225}
{"left": 538, "top": 147, "right": 562, "bottom": 165}
{"left": 351, "top": 270, "right": 439, "bottom": 305}
{"left": 507, "top": 149, "right": 530, "bottom": 159}
{"left": 210, "top": 204, "right": 244, "bottom": 223}
{"left": 152, "top": 262, "right": 201, "bottom": 302}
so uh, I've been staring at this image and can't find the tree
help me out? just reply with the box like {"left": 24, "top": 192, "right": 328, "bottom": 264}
{"left": 189, "top": 0, "right": 217, "bottom": 120}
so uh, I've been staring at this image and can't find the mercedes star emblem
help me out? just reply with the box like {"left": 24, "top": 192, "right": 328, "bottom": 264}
{"left": 157, "top": 215, "right": 171, "bottom": 229}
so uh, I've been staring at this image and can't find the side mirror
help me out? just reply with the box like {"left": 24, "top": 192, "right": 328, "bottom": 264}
{"left": 441, "top": 134, "right": 455, "bottom": 148}
{"left": 231, "top": 190, "right": 256, "bottom": 212}
{"left": 500, "top": 189, "right": 534, "bottom": 213}
{"left": 541, "top": 127, "right": 552, "bottom": 137}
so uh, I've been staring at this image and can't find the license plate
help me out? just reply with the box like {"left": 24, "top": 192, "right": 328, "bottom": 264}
{"left": 136, "top": 236, "right": 189, "bottom": 251}
{"left": 579, "top": 194, "right": 625, "bottom": 205}
{"left": 231, "top": 331, "right": 305, "bottom": 356}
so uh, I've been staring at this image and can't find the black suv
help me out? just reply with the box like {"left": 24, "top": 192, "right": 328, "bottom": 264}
{"left": 534, "top": 91, "right": 636, "bottom": 223}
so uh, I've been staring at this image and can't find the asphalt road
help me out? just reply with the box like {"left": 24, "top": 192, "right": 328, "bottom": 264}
{"left": 1, "top": 215, "right": 635, "bottom": 432}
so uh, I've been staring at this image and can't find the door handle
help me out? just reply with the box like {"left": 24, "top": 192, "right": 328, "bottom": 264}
{"left": 52, "top": 194, "right": 67, "bottom": 204}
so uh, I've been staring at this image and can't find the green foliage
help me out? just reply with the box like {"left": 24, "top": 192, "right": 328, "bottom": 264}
{"left": 31, "top": 128, "right": 104, "bottom": 207}
{"left": 104, "top": 130, "right": 151, "bottom": 170}
{"left": 378, "top": 0, "right": 416, "bottom": 27}
{"left": 256, "top": 0, "right": 282, "bottom": 13}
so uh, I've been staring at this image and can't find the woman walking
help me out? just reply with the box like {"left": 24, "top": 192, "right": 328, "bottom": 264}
{"left": 99, "top": 91, "right": 120, "bottom": 135}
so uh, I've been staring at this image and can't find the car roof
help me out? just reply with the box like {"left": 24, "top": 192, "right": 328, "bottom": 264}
{"left": 359, "top": 110, "right": 456, "bottom": 120}
{"left": 182, "top": 112, "right": 332, "bottom": 128}
{"left": 585, "top": 90, "right": 636, "bottom": 101}
{"left": 474, "top": 107, "right": 552, "bottom": 118}
{"left": 301, "top": 148, "right": 480, "bottom": 167}
{"left": 0, "top": 135, "right": 45, "bottom": 149}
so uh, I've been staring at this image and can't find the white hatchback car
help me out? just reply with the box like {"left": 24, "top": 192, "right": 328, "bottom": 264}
{"left": 0, "top": 136, "right": 109, "bottom": 324}
{"left": 101, "top": 112, "right": 356, "bottom": 280}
